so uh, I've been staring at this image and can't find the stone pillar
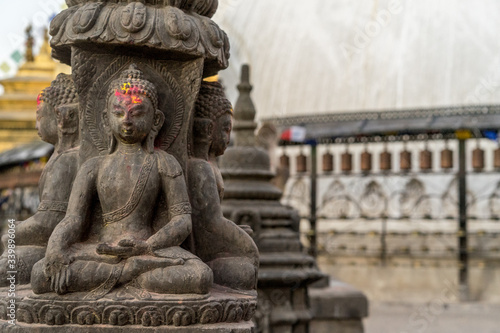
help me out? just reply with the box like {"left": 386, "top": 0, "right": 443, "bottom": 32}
{"left": 220, "top": 65, "right": 369, "bottom": 333}
{"left": 0, "top": 2, "right": 258, "bottom": 331}
{"left": 219, "top": 65, "right": 317, "bottom": 332}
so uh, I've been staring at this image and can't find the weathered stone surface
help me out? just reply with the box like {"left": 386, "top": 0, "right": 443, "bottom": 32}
{"left": 29, "top": 64, "right": 213, "bottom": 299}
{"left": 15, "top": 288, "right": 255, "bottom": 327}
{"left": 188, "top": 81, "right": 259, "bottom": 292}
{"left": 220, "top": 65, "right": 324, "bottom": 332}
{"left": 0, "top": 287, "right": 256, "bottom": 330}
{"left": 220, "top": 65, "right": 370, "bottom": 332}
{"left": 0, "top": 75, "right": 79, "bottom": 285}
{"left": 309, "top": 320, "right": 364, "bottom": 333}
{"left": 0, "top": 0, "right": 257, "bottom": 330}
{"left": 72, "top": 53, "right": 204, "bottom": 165}
{"left": 308, "top": 280, "right": 368, "bottom": 333}
{"left": 0, "top": 321, "right": 255, "bottom": 333}
{"left": 309, "top": 280, "right": 368, "bottom": 320}
{"left": 50, "top": 1, "right": 229, "bottom": 77}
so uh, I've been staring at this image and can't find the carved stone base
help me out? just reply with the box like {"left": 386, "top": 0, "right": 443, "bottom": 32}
{"left": 309, "top": 279, "right": 368, "bottom": 333}
{"left": 1, "top": 286, "right": 256, "bottom": 330}
{"left": 0, "top": 321, "right": 255, "bottom": 333}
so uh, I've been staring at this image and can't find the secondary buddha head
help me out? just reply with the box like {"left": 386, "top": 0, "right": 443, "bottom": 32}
{"left": 105, "top": 64, "right": 164, "bottom": 153}
{"left": 194, "top": 81, "right": 233, "bottom": 157}
{"left": 37, "top": 74, "right": 78, "bottom": 145}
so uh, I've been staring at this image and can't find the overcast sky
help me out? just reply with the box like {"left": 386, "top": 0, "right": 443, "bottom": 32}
{"left": 0, "top": 0, "right": 66, "bottom": 79}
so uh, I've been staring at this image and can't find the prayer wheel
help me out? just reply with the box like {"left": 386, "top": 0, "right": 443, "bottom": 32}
{"left": 494, "top": 148, "right": 500, "bottom": 169}
{"left": 420, "top": 148, "right": 432, "bottom": 171}
{"left": 322, "top": 151, "right": 334, "bottom": 173}
{"left": 380, "top": 150, "right": 392, "bottom": 171}
{"left": 280, "top": 152, "right": 290, "bottom": 169}
{"left": 296, "top": 153, "right": 308, "bottom": 173}
{"left": 361, "top": 150, "right": 372, "bottom": 173}
{"left": 472, "top": 146, "right": 485, "bottom": 171}
{"left": 341, "top": 151, "right": 353, "bottom": 173}
{"left": 441, "top": 148, "right": 453, "bottom": 170}
{"left": 400, "top": 150, "right": 412, "bottom": 172}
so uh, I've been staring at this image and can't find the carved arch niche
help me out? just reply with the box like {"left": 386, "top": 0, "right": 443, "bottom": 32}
{"left": 71, "top": 47, "right": 204, "bottom": 167}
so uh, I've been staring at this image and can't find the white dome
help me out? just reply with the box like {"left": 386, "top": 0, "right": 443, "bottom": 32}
{"left": 213, "top": 0, "right": 500, "bottom": 119}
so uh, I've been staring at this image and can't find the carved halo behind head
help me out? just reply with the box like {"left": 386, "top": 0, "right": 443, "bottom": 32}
{"left": 104, "top": 64, "right": 164, "bottom": 154}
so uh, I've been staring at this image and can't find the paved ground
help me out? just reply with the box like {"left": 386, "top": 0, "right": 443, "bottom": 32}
{"left": 365, "top": 302, "right": 500, "bottom": 333}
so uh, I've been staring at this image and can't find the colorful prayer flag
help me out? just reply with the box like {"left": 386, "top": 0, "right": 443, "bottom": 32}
{"left": 455, "top": 129, "right": 472, "bottom": 140}
{"left": 281, "top": 126, "right": 307, "bottom": 142}
{"left": 482, "top": 130, "right": 498, "bottom": 141}
{"left": 11, "top": 50, "right": 23, "bottom": 64}
{"left": 0, "top": 62, "right": 11, "bottom": 73}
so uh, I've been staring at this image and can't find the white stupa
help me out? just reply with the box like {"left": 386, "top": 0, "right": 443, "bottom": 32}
{"left": 214, "top": 0, "right": 500, "bottom": 119}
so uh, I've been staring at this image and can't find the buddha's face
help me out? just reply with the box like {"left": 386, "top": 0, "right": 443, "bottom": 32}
{"left": 107, "top": 89, "right": 155, "bottom": 145}
{"left": 55, "top": 104, "right": 79, "bottom": 135}
{"left": 211, "top": 113, "right": 232, "bottom": 157}
{"left": 36, "top": 94, "right": 58, "bottom": 145}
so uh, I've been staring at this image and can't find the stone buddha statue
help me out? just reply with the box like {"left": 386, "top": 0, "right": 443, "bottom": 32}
{"left": 0, "top": 74, "right": 80, "bottom": 286}
{"left": 30, "top": 64, "right": 212, "bottom": 298}
{"left": 188, "top": 81, "right": 259, "bottom": 291}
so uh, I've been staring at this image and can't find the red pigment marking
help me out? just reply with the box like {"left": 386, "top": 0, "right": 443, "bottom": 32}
{"left": 115, "top": 83, "right": 144, "bottom": 104}
{"left": 114, "top": 90, "right": 125, "bottom": 101}
{"left": 131, "top": 95, "right": 143, "bottom": 104}
{"left": 36, "top": 93, "right": 42, "bottom": 106}
{"left": 121, "top": 82, "right": 132, "bottom": 94}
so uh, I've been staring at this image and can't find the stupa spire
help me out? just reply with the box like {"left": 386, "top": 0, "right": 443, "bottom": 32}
{"left": 25, "top": 25, "right": 35, "bottom": 62}
{"left": 220, "top": 65, "right": 325, "bottom": 331}
{"left": 39, "top": 29, "right": 51, "bottom": 59}
{"left": 233, "top": 64, "right": 257, "bottom": 147}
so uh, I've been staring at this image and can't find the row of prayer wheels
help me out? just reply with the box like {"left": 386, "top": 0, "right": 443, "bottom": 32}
{"left": 282, "top": 144, "right": 499, "bottom": 173}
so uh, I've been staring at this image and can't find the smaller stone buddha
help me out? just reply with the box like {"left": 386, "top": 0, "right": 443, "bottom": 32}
{"left": 0, "top": 74, "right": 80, "bottom": 285}
{"left": 31, "top": 64, "right": 212, "bottom": 298}
{"left": 188, "top": 81, "right": 259, "bottom": 291}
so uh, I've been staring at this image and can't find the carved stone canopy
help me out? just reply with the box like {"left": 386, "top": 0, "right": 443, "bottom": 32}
{"left": 50, "top": 0, "right": 229, "bottom": 77}
{"left": 65, "top": 0, "right": 219, "bottom": 17}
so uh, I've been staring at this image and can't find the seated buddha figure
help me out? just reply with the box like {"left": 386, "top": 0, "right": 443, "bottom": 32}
{"left": 188, "top": 81, "right": 259, "bottom": 291}
{"left": 31, "top": 65, "right": 212, "bottom": 298}
{"left": 0, "top": 74, "right": 80, "bottom": 286}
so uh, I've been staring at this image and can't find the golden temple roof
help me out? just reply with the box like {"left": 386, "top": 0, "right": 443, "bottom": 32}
{"left": 0, "top": 27, "right": 70, "bottom": 153}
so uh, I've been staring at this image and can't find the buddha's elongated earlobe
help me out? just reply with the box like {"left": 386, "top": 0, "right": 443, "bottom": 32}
{"left": 207, "top": 122, "right": 214, "bottom": 139}
{"left": 102, "top": 111, "right": 117, "bottom": 154}
{"left": 109, "top": 135, "right": 117, "bottom": 154}
{"left": 154, "top": 110, "right": 165, "bottom": 129}
{"left": 147, "top": 110, "right": 165, "bottom": 154}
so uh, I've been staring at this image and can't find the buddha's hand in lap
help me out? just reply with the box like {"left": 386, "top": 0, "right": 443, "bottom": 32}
{"left": 44, "top": 250, "right": 73, "bottom": 294}
{"left": 97, "top": 239, "right": 152, "bottom": 259}
{"left": 97, "top": 240, "right": 185, "bottom": 265}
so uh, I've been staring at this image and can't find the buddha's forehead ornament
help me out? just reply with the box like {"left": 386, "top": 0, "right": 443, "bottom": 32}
{"left": 108, "top": 64, "right": 159, "bottom": 110}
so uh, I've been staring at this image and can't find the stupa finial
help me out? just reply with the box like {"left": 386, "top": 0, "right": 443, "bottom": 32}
{"left": 233, "top": 64, "right": 257, "bottom": 146}
{"left": 25, "top": 24, "right": 34, "bottom": 62}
